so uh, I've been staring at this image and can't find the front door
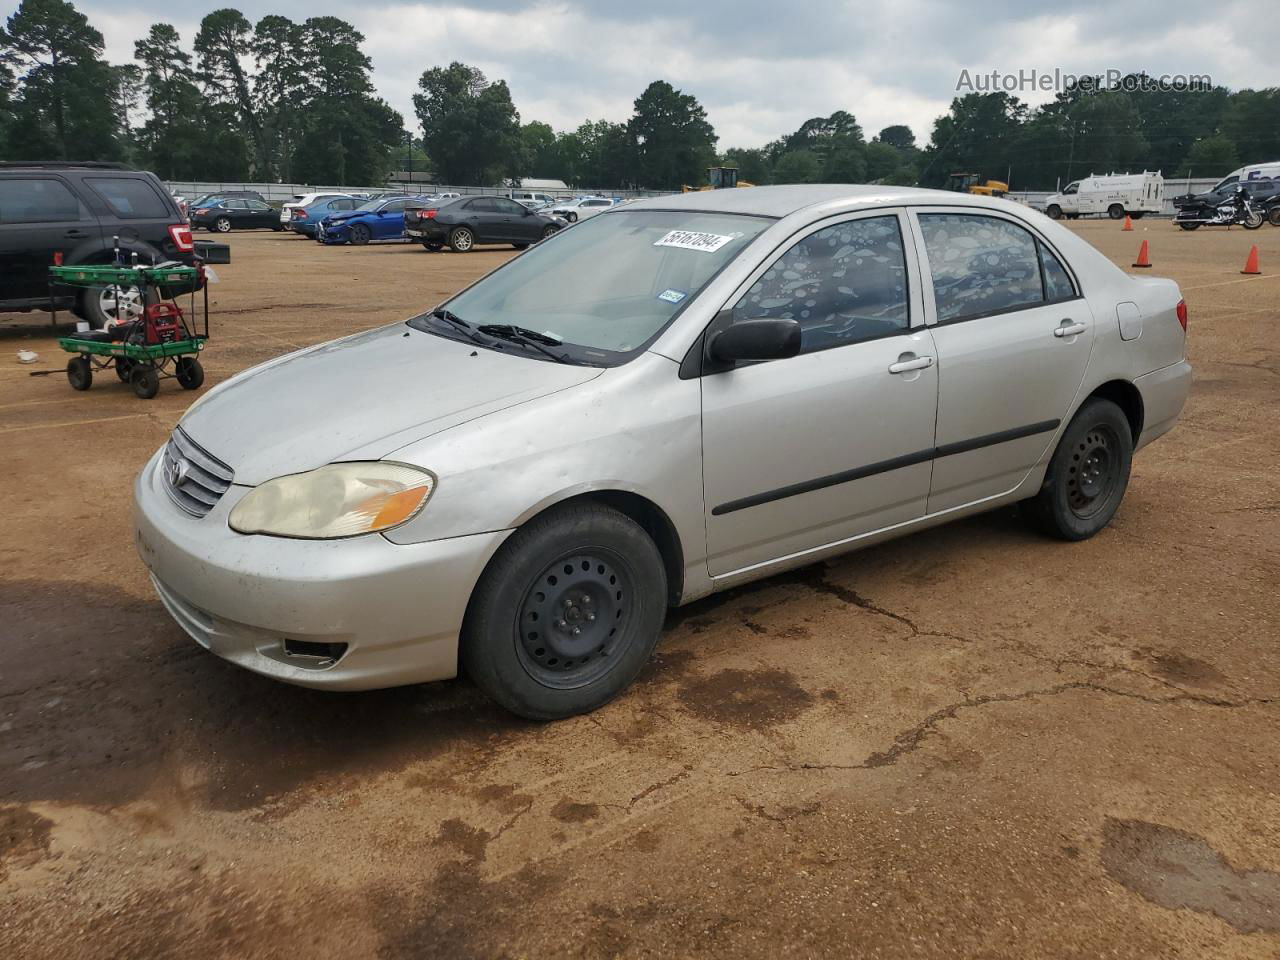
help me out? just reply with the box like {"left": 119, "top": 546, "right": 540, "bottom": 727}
{"left": 490, "top": 197, "right": 529, "bottom": 241}
{"left": 911, "top": 210, "right": 1095, "bottom": 512}
{"left": 701, "top": 211, "right": 939, "bottom": 577}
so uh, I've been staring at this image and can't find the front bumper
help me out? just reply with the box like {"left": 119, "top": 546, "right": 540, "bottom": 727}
{"left": 133, "top": 448, "right": 511, "bottom": 690}
{"left": 318, "top": 222, "right": 350, "bottom": 244}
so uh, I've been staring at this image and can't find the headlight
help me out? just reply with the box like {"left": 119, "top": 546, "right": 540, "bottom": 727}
{"left": 229, "top": 462, "right": 435, "bottom": 539}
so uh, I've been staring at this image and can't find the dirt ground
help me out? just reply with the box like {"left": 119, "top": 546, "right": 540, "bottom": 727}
{"left": 1, "top": 219, "right": 1278, "bottom": 959}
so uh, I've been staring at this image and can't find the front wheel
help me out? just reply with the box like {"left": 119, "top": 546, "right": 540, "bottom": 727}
{"left": 67, "top": 357, "right": 92, "bottom": 390}
{"left": 564, "top": 212, "right": 578, "bottom": 223}
{"left": 349, "top": 223, "right": 372, "bottom": 245}
{"left": 448, "top": 226, "right": 474, "bottom": 252}
{"left": 540, "top": 225, "right": 559, "bottom": 240}
{"left": 1243, "top": 211, "right": 1264, "bottom": 230}
{"left": 175, "top": 356, "right": 204, "bottom": 390}
{"left": 1046, "top": 205, "right": 1063, "bottom": 220}
{"left": 131, "top": 366, "right": 160, "bottom": 400}
{"left": 1020, "top": 398, "right": 1133, "bottom": 541}
{"left": 461, "top": 503, "right": 668, "bottom": 719}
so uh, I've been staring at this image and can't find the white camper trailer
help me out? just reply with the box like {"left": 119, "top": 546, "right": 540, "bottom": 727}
{"left": 1044, "top": 172, "right": 1164, "bottom": 220}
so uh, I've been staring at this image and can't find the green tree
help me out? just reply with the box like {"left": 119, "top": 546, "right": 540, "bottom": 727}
{"left": 875, "top": 125, "right": 915, "bottom": 150}
{"left": 823, "top": 145, "right": 866, "bottom": 182}
{"left": 1, "top": 0, "right": 123, "bottom": 160}
{"left": 252, "top": 15, "right": 306, "bottom": 181}
{"left": 194, "top": 9, "right": 264, "bottom": 174}
{"left": 628, "top": 80, "right": 716, "bottom": 189}
{"left": 722, "top": 146, "right": 771, "bottom": 184}
{"left": 519, "top": 120, "right": 557, "bottom": 177}
{"left": 772, "top": 149, "right": 822, "bottom": 183}
{"left": 134, "top": 24, "right": 204, "bottom": 177}
{"left": 1221, "top": 89, "right": 1280, "bottom": 168}
{"left": 414, "top": 62, "right": 522, "bottom": 184}
{"left": 920, "top": 92, "right": 1025, "bottom": 187}
{"left": 863, "top": 141, "right": 902, "bottom": 181}
{"left": 1180, "top": 136, "right": 1239, "bottom": 178}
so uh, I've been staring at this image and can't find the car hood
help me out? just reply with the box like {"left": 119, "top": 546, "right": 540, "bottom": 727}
{"left": 325, "top": 211, "right": 361, "bottom": 222}
{"left": 179, "top": 324, "right": 604, "bottom": 485}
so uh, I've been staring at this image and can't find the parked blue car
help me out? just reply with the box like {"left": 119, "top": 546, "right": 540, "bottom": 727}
{"left": 316, "top": 196, "right": 430, "bottom": 245}
{"left": 289, "top": 196, "right": 360, "bottom": 237}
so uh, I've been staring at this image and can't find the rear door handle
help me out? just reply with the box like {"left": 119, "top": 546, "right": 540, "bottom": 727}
{"left": 888, "top": 355, "right": 935, "bottom": 374}
{"left": 1054, "top": 320, "right": 1088, "bottom": 338}
{"left": 64, "top": 229, "right": 88, "bottom": 238}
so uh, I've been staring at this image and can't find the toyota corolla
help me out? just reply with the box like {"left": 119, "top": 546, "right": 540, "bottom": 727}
{"left": 134, "top": 185, "right": 1191, "bottom": 719}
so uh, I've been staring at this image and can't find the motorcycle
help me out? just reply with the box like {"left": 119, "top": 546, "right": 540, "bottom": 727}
{"left": 1175, "top": 186, "right": 1265, "bottom": 231}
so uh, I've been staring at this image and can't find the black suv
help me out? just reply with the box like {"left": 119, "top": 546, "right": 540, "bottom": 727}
{"left": 0, "top": 162, "right": 230, "bottom": 327}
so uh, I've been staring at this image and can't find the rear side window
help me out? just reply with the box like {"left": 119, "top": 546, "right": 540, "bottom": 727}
{"left": 0, "top": 178, "right": 85, "bottom": 223}
{"left": 732, "top": 214, "right": 910, "bottom": 354}
{"left": 470, "top": 197, "right": 497, "bottom": 212}
{"left": 1040, "top": 242, "right": 1076, "bottom": 302}
{"left": 86, "top": 177, "right": 170, "bottom": 219}
{"left": 919, "top": 214, "right": 1043, "bottom": 322}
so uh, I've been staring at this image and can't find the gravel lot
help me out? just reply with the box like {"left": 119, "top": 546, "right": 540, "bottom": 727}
{"left": 2, "top": 220, "right": 1278, "bottom": 959}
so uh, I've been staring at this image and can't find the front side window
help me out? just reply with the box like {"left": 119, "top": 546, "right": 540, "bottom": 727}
{"left": 919, "top": 213, "right": 1044, "bottom": 322}
{"left": 414, "top": 209, "right": 772, "bottom": 363}
{"left": 0, "top": 178, "right": 84, "bottom": 223}
{"left": 381, "top": 199, "right": 409, "bottom": 212}
{"left": 86, "top": 177, "right": 169, "bottom": 219}
{"left": 730, "top": 215, "right": 909, "bottom": 354}
{"left": 493, "top": 198, "right": 524, "bottom": 214}
{"left": 1062, "top": 183, "right": 1079, "bottom": 195}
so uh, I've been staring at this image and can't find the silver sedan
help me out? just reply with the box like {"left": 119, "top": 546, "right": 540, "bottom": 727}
{"left": 134, "top": 185, "right": 1192, "bottom": 718}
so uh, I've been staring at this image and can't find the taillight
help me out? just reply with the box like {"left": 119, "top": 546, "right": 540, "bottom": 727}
{"left": 193, "top": 208, "right": 209, "bottom": 215}
{"left": 168, "top": 223, "right": 194, "bottom": 253}
{"left": 423, "top": 209, "right": 437, "bottom": 219}
{"left": 292, "top": 208, "right": 307, "bottom": 219}
{"left": 1176, "top": 298, "right": 1188, "bottom": 331}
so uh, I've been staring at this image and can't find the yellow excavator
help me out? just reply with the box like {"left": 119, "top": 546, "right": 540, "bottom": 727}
{"left": 682, "top": 166, "right": 755, "bottom": 192}
{"left": 947, "top": 172, "right": 1008, "bottom": 197}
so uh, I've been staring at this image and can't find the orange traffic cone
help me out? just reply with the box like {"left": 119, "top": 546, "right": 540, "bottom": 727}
{"left": 1122, "top": 215, "right": 1133, "bottom": 231}
{"left": 1132, "top": 240, "right": 1151, "bottom": 268}
{"left": 1241, "top": 245, "right": 1261, "bottom": 275}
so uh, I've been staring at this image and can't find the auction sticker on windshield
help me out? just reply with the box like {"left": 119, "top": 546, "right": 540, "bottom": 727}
{"left": 653, "top": 230, "right": 735, "bottom": 253}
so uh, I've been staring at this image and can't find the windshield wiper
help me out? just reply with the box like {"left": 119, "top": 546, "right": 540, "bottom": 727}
{"left": 427, "top": 308, "right": 488, "bottom": 344}
{"left": 477, "top": 324, "right": 576, "bottom": 364}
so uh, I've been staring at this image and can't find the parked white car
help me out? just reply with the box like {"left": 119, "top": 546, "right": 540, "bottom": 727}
{"left": 547, "top": 197, "right": 614, "bottom": 222}
{"left": 280, "top": 192, "right": 353, "bottom": 229}
{"left": 1044, "top": 172, "right": 1164, "bottom": 220}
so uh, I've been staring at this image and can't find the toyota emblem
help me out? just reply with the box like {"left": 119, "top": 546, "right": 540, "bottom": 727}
{"left": 167, "top": 456, "right": 191, "bottom": 489}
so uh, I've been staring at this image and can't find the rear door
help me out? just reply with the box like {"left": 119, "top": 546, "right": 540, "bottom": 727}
{"left": 0, "top": 175, "right": 99, "bottom": 303}
{"left": 910, "top": 209, "right": 1094, "bottom": 513}
{"left": 466, "top": 197, "right": 501, "bottom": 240}
{"left": 82, "top": 174, "right": 178, "bottom": 256}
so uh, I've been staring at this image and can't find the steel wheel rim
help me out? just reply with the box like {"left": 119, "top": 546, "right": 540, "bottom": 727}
{"left": 99, "top": 285, "right": 143, "bottom": 323}
{"left": 1066, "top": 424, "right": 1120, "bottom": 519}
{"left": 515, "top": 550, "right": 634, "bottom": 689}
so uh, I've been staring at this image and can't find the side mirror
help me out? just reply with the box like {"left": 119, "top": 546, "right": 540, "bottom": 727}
{"left": 707, "top": 318, "right": 802, "bottom": 364}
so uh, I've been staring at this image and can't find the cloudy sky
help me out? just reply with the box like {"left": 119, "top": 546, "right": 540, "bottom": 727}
{"left": 72, "top": 0, "right": 1271, "bottom": 149}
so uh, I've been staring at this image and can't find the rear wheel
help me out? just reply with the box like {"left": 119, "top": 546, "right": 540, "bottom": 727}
{"left": 115, "top": 357, "right": 134, "bottom": 382}
{"left": 214, "top": 216, "right": 232, "bottom": 233}
{"left": 131, "top": 366, "right": 160, "bottom": 400}
{"left": 66, "top": 357, "right": 92, "bottom": 391}
{"left": 448, "top": 227, "right": 474, "bottom": 252}
{"left": 1107, "top": 204, "right": 1125, "bottom": 220}
{"left": 349, "top": 223, "right": 372, "bottom": 245}
{"left": 1129, "top": 211, "right": 1145, "bottom": 220}
{"left": 1269, "top": 207, "right": 1280, "bottom": 226}
{"left": 1021, "top": 398, "right": 1132, "bottom": 541}
{"left": 1177, "top": 221, "right": 1201, "bottom": 230}
{"left": 461, "top": 503, "right": 667, "bottom": 719}
{"left": 422, "top": 242, "right": 443, "bottom": 251}
{"left": 512, "top": 242, "right": 530, "bottom": 249}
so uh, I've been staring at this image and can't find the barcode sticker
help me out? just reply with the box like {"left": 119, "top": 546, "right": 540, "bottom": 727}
{"left": 653, "top": 230, "right": 734, "bottom": 253}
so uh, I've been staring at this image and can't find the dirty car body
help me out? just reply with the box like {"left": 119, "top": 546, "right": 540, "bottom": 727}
{"left": 134, "top": 185, "right": 1192, "bottom": 718}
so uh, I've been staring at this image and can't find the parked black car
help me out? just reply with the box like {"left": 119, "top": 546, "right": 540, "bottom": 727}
{"left": 1171, "top": 178, "right": 1280, "bottom": 210}
{"left": 405, "top": 195, "right": 563, "bottom": 252}
{"left": 189, "top": 197, "right": 282, "bottom": 233}
{"left": 0, "top": 162, "right": 228, "bottom": 327}
{"left": 189, "top": 190, "right": 266, "bottom": 206}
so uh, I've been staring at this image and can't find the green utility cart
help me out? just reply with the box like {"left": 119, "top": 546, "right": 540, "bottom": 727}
{"left": 51, "top": 262, "right": 211, "bottom": 400}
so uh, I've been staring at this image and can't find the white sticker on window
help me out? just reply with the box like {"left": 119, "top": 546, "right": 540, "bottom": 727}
{"left": 653, "top": 230, "right": 734, "bottom": 253}
{"left": 657, "top": 288, "right": 687, "bottom": 304}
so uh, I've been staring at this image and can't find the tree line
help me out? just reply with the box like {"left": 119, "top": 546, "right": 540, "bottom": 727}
{"left": 3, "top": 0, "right": 1278, "bottom": 191}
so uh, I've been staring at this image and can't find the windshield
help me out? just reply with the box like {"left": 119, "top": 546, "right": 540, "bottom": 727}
{"left": 410, "top": 209, "right": 772, "bottom": 364}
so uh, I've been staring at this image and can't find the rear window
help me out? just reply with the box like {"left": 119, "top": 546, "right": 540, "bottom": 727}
{"left": 87, "top": 177, "right": 171, "bottom": 219}
{"left": 0, "top": 178, "right": 86, "bottom": 223}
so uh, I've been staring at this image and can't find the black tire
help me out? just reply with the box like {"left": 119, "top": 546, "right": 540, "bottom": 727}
{"left": 1177, "top": 222, "right": 1201, "bottom": 231}
{"left": 1067, "top": 213, "right": 1080, "bottom": 220}
{"left": 115, "top": 357, "right": 134, "bottom": 382}
{"left": 131, "top": 366, "right": 160, "bottom": 400}
{"left": 1269, "top": 207, "right": 1280, "bottom": 226}
{"left": 349, "top": 223, "right": 372, "bottom": 246}
{"left": 461, "top": 503, "right": 667, "bottom": 720}
{"left": 422, "top": 242, "right": 444, "bottom": 251}
{"left": 271, "top": 225, "right": 283, "bottom": 232}
{"left": 540, "top": 225, "right": 558, "bottom": 240}
{"left": 80, "top": 284, "right": 156, "bottom": 331}
{"left": 1243, "top": 211, "right": 1264, "bottom": 230}
{"left": 175, "top": 356, "right": 204, "bottom": 390}
{"left": 1021, "top": 398, "right": 1133, "bottom": 541}
{"left": 1046, "top": 204, "right": 1063, "bottom": 220}
{"left": 512, "top": 242, "right": 530, "bottom": 249}
{"left": 1130, "top": 211, "right": 1145, "bottom": 220}
{"left": 1107, "top": 204, "right": 1125, "bottom": 220}
{"left": 565, "top": 212, "right": 578, "bottom": 223}
{"left": 67, "top": 356, "right": 92, "bottom": 391}
{"left": 448, "top": 226, "right": 474, "bottom": 252}
{"left": 214, "top": 216, "right": 232, "bottom": 233}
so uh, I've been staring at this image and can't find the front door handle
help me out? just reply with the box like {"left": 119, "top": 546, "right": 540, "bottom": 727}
{"left": 64, "top": 229, "right": 88, "bottom": 238}
{"left": 888, "top": 354, "right": 935, "bottom": 374}
{"left": 1054, "top": 320, "right": 1088, "bottom": 338}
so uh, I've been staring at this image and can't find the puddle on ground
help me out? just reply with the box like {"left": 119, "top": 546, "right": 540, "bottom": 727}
{"left": 1101, "top": 817, "right": 1280, "bottom": 933}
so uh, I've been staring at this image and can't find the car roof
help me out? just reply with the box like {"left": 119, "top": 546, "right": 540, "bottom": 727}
{"left": 624, "top": 184, "right": 983, "bottom": 218}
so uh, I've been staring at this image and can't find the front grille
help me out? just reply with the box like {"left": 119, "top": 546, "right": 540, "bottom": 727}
{"left": 162, "top": 426, "right": 234, "bottom": 517}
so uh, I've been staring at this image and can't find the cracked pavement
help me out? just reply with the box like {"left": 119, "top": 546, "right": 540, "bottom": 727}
{"left": 2, "top": 223, "right": 1279, "bottom": 958}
